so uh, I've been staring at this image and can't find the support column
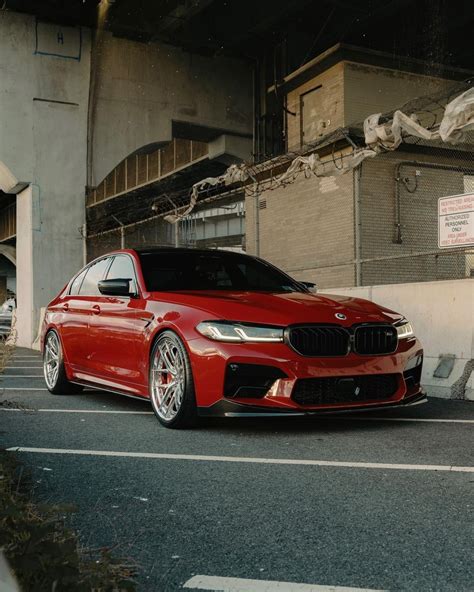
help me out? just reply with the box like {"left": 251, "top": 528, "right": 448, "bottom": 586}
{"left": 16, "top": 185, "right": 34, "bottom": 348}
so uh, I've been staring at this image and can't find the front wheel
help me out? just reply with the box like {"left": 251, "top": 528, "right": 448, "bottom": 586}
{"left": 43, "top": 330, "right": 83, "bottom": 395}
{"left": 149, "top": 331, "right": 197, "bottom": 429}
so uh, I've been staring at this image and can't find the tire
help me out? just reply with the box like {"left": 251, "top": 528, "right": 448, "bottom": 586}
{"left": 149, "top": 330, "right": 198, "bottom": 429}
{"left": 43, "top": 330, "right": 83, "bottom": 395}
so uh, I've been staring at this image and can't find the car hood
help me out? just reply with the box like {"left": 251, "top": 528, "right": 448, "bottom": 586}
{"left": 151, "top": 290, "right": 403, "bottom": 327}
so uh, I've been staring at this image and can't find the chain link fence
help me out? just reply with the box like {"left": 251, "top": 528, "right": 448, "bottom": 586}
{"left": 86, "top": 193, "right": 246, "bottom": 260}
{"left": 357, "top": 146, "right": 474, "bottom": 286}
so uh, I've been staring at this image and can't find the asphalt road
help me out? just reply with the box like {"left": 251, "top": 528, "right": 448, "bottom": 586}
{"left": 1, "top": 347, "right": 473, "bottom": 592}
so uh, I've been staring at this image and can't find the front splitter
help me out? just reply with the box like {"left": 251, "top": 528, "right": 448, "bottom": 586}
{"left": 198, "top": 391, "right": 427, "bottom": 418}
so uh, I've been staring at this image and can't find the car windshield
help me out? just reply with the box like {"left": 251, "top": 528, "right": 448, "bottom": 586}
{"left": 139, "top": 251, "right": 305, "bottom": 293}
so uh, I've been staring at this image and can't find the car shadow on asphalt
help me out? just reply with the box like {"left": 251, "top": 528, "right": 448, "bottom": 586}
{"left": 68, "top": 389, "right": 474, "bottom": 435}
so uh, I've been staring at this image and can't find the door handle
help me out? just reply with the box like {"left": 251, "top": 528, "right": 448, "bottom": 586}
{"left": 92, "top": 304, "right": 101, "bottom": 315}
{"left": 62, "top": 303, "right": 69, "bottom": 312}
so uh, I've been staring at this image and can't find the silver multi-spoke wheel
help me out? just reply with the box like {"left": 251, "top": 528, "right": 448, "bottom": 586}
{"left": 151, "top": 337, "right": 186, "bottom": 421}
{"left": 44, "top": 331, "right": 60, "bottom": 389}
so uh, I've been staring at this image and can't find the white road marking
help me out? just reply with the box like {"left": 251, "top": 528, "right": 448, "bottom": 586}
{"left": 332, "top": 416, "right": 474, "bottom": 424}
{"left": 2, "top": 388, "right": 47, "bottom": 391}
{"left": 183, "top": 575, "right": 385, "bottom": 591}
{"left": 6, "top": 447, "right": 474, "bottom": 473}
{"left": 1, "top": 409, "right": 152, "bottom": 415}
{"left": 1, "top": 375, "right": 44, "bottom": 378}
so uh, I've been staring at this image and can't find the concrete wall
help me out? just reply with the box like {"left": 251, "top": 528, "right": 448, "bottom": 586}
{"left": 322, "top": 279, "right": 474, "bottom": 401}
{"left": 91, "top": 34, "right": 253, "bottom": 184}
{"left": 0, "top": 11, "right": 91, "bottom": 347}
{"left": 246, "top": 171, "right": 355, "bottom": 289}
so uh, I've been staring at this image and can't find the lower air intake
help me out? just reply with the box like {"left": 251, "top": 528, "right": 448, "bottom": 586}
{"left": 292, "top": 374, "right": 399, "bottom": 406}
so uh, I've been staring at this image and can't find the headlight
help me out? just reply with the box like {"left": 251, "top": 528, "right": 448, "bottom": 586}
{"left": 396, "top": 320, "right": 415, "bottom": 339}
{"left": 196, "top": 321, "right": 284, "bottom": 343}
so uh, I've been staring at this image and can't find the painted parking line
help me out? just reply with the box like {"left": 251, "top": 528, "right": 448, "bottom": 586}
{"left": 332, "top": 416, "right": 474, "bottom": 424}
{"left": 2, "top": 409, "right": 152, "bottom": 415}
{"left": 5, "top": 366, "right": 43, "bottom": 369}
{"left": 7, "top": 447, "right": 474, "bottom": 473}
{"left": 1, "top": 388, "right": 47, "bottom": 391}
{"left": 1, "top": 375, "right": 44, "bottom": 378}
{"left": 1, "top": 406, "right": 473, "bottom": 423}
{"left": 183, "top": 575, "right": 385, "bottom": 591}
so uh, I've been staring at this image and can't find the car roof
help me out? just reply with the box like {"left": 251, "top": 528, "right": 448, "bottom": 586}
{"left": 134, "top": 247, "right": 249, "bottom": 257}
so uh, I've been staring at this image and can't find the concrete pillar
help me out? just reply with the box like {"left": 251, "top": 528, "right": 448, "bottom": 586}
{"left": 16, "top": 186, "right": 34, "bottom": 348}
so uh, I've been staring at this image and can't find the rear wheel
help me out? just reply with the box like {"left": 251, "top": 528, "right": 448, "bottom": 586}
{"left": 43, "top": 330, "right": 83, "bottom": 394}
{"left": 149, "top": 331, "right": 197, "bottom": 429}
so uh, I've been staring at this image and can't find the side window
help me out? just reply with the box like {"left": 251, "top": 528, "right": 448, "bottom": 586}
{"left": 69, "top": 268, "right": 87, "bottom": 295}
{"left": 106, "top": 256, "right": 137, "bottom": 293}
{"left": 78, "top": 258, "right": 111, "bottom": 296}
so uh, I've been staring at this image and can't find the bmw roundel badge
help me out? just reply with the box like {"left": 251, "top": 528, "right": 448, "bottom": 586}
{"left": 335, "top": 313, "right": 347, "bottom": 320}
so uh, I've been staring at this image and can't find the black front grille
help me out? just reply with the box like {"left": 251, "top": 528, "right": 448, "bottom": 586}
{"left": 355, "top": 325, "right": 398, "bottom": 355}
{"left": 287, "top": 324, "right": 398, "bottom": 356}
{"left": 292, "top": 374, "right": 399, "bottom": 406}
{"left": 287, "top": 325, "right": 349, "bottom": 356}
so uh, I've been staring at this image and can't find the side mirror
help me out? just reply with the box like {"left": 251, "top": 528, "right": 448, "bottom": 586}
{"left": 300, "top": 281, "right": 317, "bottom": 293}
{"left": 98, "top": 278, "right": 136, "bottom": 297}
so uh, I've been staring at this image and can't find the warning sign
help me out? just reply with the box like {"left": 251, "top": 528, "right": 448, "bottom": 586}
{"left": 438, "top": 193, "right": 474, "bottom": 249}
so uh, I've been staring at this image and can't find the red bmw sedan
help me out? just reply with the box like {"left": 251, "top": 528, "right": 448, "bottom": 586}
{"left": 42, "top": 248, "right": 426, "bottom": 428}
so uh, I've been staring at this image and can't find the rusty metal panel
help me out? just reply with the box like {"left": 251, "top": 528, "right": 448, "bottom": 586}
{"left": 160, "top": 140, "right": 175, "bottom": 176}
{"left": 116, "top": 160, "right": 126, "bottom": 194}
{"left": 105, "top": 170, "right": 116, "bottom": 198}
{"left": 191, "top": 140, "right": 208, "bottom": 160}
{"left": 137, "top": 153, "right": 148, "bottom": 185}
{"left": 175, "top": 138, "right": 192, "bottom": 168}
{"left": 126, "top": 156, "right": 137, "bottom": 189}
{"left": 148, "top": 150, "right": 159, "bottom": 181}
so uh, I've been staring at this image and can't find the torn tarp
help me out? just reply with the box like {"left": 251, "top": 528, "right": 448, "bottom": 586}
{"left": 364, "top": 87, "right": 474, "bottom": 150}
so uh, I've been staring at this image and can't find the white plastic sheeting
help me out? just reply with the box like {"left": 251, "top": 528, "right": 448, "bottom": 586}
{"left": 164, "top": 164, "right": 250, "bottom": 223}
{"left": 165, "top": 87, "right": 474, "bottom": 223}
{"left": 364, "top": 87, "right": 474, "bottom": 150}
{"left": 439, "top": 88, "right": 474, "bottom": 142}
{"left": 275, "top": 149, "right": 377, "bottom": 187}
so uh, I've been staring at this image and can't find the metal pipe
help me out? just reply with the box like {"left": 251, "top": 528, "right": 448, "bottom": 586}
{"left": 254, "top": 192, "right": 260, "bottom": 256}
{"left": 353, "top": 165, "right": 362, "bottom": 286}
{"left": 82, "top": 222, "right": 87, "bottom": 265}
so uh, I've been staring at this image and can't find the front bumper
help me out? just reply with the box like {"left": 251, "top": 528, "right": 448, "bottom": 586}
{"left": 189, "top": 335, "right": 424, "bottom": 415}
{"left": 198, "top": 389, "right": 427, "bottom": 417}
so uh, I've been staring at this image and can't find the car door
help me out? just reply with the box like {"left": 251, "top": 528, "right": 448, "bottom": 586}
{"left": 58, "top": 266, "right": 91, "bottom": 370}
{"left": 68, "top": 257, "right": 113, "bottom": 373}
{"left": 86, "top": 254, "right": 153, "bottom": 391}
